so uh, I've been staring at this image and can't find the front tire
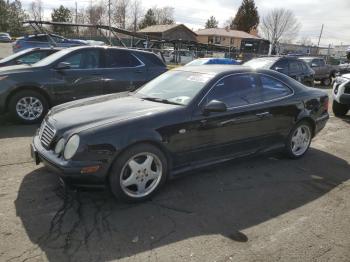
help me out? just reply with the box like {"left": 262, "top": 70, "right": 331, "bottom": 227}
{"left": 285, "top": 121, "right": 312, "bottom": 159}
{"left": 8, "top": 90, "right": 48, "bottom": 124}
{"left": 109, "top": 143, "right": 168, "bottom": 202}
{"left": 332, "top": 101, "right": 349, "bottom": 117}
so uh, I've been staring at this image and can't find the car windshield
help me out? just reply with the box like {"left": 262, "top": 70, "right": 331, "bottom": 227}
{"left": 186, "top": 59, "right": 209, "bottom": 66}
{"left": 243, "top": 58, "right": 275, "bottom": 69}
{"left": 135, "top": 70, "right": 215, "bottom": 105}
{"left": 34, "top": 48, "right": 72, "bottom": 67}
{"left": 0, "top": 49, "right": 31, "bottom": 63}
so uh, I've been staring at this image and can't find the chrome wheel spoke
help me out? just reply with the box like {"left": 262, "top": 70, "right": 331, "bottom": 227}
{"left": 119, "top": 152, "right": 163, "bottom": 198}
{"left": 16, "top": 96, "right": 43, "bottom": 121}
{"left": 291, "top": 125, "right": 311, "bottom": 156}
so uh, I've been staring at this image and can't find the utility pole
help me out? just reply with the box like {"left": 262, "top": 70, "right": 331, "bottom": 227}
{"left": 108, "top": 0, "right": 112, "bottom": 45}
{"left": 317, "top": 24, "right": 324, "bottom": 55}
{"left": 75, "top": 1, "right": 78, "bottom": 35}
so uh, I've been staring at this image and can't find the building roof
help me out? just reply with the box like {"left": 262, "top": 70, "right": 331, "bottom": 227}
{"left": 196, "top": 28, "right": 260, "bottom": 39}
{"left": 138, "top": 24, "right": 197, "bottom": 36}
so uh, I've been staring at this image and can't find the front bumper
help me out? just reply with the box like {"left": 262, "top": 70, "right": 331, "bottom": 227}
{"left": 31, "top": 135, "right": 108, "bottom": 186}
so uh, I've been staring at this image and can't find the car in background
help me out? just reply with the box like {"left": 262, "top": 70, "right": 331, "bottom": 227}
{"left": 0, "top": 47, "right": 61, "bottom": 67}
{"left": 339, "top": 62, "right": 350, "bottom": 74}
{"left": 243, "top": 56, "right": 315, "bottom": 87}
{"left": 299, "top": 57, "right": 339, "bottom": 86}
{"left": 0, "top": 46, "right": 167, "bottom": 124}
{"left": 0, "top": 32, "right": 12, "bottom": 42}
{"left": 185, "top": 58, "right": 239, "bottom": 66}
{"left": 12, "top": 33, "right": 105, "bottom": 53}
{"left": 164, "top": 50, "right": 196, "bottom": 65}
{"left": 332, "top": 74, "right": 350, "bottom": 116}
{"left": 30, "top": 65, "right": 329, "bottom": 202}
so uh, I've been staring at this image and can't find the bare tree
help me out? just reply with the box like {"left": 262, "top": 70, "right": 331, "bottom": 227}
{"left": 298, "top": 36, "right": 313, "bottom": 46}
{"left": 129, "top": 0, "right": 142, "bottom": 32}
{"left": 113, "top": 0, "right": 129, "bottom": 29}
{"left": 259, "top": 8, "right": 300, "bottom": 54}
{"left": 153, "top": 6, "right": 174, "bottom": 24}
{"left": 29, "top": 0, "right": 43, "bottom": 21}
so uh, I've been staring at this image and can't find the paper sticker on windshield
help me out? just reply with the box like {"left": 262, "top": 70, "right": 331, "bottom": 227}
{"left": 187, "top": 74, "right": 214, "bottom": 83}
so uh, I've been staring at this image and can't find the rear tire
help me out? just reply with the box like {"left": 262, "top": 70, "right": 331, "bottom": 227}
{"left": 8, "top": 90, "right": 48, "bottom": 124}
{"left": 332, "top": 101, "right": 349, "bottom": 117}
{"left": 285, "top": 121, "right": 312, "bottom": 159}
{"left": 322, "top": 77, "right": 331, "bottom": 86}
{"left": 109, "top": 143, "right": 168, "bottom": 203}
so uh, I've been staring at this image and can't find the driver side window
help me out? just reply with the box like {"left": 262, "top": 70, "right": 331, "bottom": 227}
{"left": 60, "top": 50, "right": 100, "bottom": 69}
{"left": 204, "top": 74, "right": 259, "bottom": 108}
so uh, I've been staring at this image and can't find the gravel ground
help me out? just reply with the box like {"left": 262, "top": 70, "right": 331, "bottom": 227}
{"left": 0, "top": 89, "right": 350, "bottom": 262}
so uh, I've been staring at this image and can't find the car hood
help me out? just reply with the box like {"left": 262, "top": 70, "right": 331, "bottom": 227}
{"left": 0, "top": 64, "right": 36, "bottom": 74}
{"left": 341, "top": 73, "right": 350, "bottom": 79}
{"left": 48, "top": 93, "right": 179, "bottom": 133}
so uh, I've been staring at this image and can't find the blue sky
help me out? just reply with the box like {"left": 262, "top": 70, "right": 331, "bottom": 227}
{"left": 21, "top": 0, "right": 350, "bottom": 46}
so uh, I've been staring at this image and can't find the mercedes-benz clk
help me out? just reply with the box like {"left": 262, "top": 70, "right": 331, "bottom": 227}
{"left": 31, "top": 66, "right": 329, "bottom": 202}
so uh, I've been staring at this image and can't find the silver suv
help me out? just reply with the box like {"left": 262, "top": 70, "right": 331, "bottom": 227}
{"left": 332, "top": 74, "right": 350, "bottom": 116}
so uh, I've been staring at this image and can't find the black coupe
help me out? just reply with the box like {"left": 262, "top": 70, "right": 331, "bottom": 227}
{"left": 31, "top": 66, "right": 329, "bottom": 202}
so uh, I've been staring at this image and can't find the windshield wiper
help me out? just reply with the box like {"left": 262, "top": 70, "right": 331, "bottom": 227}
{"left": 142, "top": 97, "right": 183, "bottom": 106}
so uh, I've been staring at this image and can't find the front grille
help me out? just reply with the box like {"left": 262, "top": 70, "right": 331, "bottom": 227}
{"left": 39, "top": 121, "right": 56, "bottom": 148}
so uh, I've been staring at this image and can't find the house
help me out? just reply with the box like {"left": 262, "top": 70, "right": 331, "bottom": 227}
{"left": 137, "top": 24, "right": 198, "bottom": 42}
{"left": 196, "top": 28, "right": 269, "bottom": 55}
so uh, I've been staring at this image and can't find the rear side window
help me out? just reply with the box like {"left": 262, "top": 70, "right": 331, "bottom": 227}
{"left": 289, "top": 61, "right": 301, "bottom": 74}
{"left": 260, "top": 75, "right": 292, "bottom": 100}
{"left": 29, "top": 35, "right": 48, "bottom": 42}
{"left": 18, "top": 51, "right": 45, "bottom": 64}
{"left": 273, "top": 60, "right": 288, "bottom": 74}
{"left": 106, "top": 50, "right": 142, "bottom": 68}
{"left": 318, "top": 59, "right": 325, "bottom": 66}
{"left": 138, "top": 52, "right": 165, "bottom": 67}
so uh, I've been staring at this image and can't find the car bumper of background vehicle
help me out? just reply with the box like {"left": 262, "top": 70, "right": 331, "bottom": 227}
{"left": 31, "top": 136, "right": 108, "bottom": 186}
{"left": 339, "top": 94, "right": 350, "bottom": 105}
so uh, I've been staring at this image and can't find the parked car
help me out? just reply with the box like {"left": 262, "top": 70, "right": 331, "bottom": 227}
{"left": 0, "top": 47, "right": 61, "bottom": 67}
{"left": 12, "top": 33, "right": 104, "bottom": 53}
{"left": 299, "top": 57, "right": 339, "bottom": 86}
{"left": 31, "top": 65, "right": 329, "bottom": 202}
{"left": 0, "top": 46, "right": 167, "bottom": 124}
{"left": 0, "top": 32, "right": 12, "bottom": 42}
{"left": 164, "top": 50, "right": 196, "bottom": 65}
{"left": 243, "top": 56, "right": 315, "bottom": 87}
{"left": 332, "top": 74, "right": 350, "bottom": 116}
{"left": 185, "top": 58, "right": 239, "bottom": 66}
{"left": 339, "top": 62, "right": 350, "bottom": 74}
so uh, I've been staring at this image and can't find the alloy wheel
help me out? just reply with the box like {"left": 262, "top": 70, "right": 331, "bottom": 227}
{"left": 16, "top": 96, "right": 43, "bottom": 121}
{"left": 119, "top": 152, "right": 163, "bottom": 198}
{"left": 291, "top": 125, "right": 311, "bottom": 156}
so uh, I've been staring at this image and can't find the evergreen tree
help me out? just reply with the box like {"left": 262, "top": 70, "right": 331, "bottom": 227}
{"left": 205, "top": 16, "right": 218, "bottom": 28}
{"left": 230, "top": 0, "right": 259, "bottom": 33}
{"left": 51, "top": 5, "right": 73, "bottom": 35}
{"left": 138, "top": 9, "right": 157, "bottom": 29}
{"left": 0, "top": 0, "right": 27, "bottom": 36}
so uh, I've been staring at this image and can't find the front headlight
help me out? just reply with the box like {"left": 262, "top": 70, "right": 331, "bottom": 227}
{"left": 54, "top": 138, "right": 65, "bottom": 154}
{"left": 63, "top": 135, "right": 80, "bottom": 160}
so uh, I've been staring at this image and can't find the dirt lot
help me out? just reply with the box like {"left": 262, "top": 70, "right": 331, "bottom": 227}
{"left": 0, "top": 42, "right": 12, "bottom": 59}
{"left": 0, "top": 89, "right": 349, "bottom": 262}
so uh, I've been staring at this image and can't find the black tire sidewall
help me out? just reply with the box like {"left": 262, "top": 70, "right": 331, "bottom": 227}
{"left": 9, "top": 90, "right": 48, "bottom": 124}
{"left": 332, "top": 101, "right": 349, "bottom": 117}
{"left": 109, "top": 143, "right": 168, "bottom": 202}
{"left": 285, "top": 121, "right": 312, "bottom": 159}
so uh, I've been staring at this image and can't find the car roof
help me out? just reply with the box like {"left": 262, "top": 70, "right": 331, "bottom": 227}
{"left": 62, "top": 45, "right": 158, "bottom": 55}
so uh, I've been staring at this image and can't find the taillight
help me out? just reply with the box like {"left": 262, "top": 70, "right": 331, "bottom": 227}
{"left": 323, "top": 97, "right": 329, "bottom": 112}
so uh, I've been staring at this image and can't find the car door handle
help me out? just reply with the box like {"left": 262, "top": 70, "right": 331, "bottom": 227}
{"left": 256, "top": 112, "right": 271, "bottom": 118}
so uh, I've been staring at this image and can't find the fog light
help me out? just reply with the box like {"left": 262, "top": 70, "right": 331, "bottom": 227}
{"left": 80, "top": 165, "right": 100, "bottom": 174}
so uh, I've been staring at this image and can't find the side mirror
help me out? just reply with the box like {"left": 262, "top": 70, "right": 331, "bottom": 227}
{"left": 55, "top": 62, "right": 71, "bottom": 70}
{"left": 203, "top": 100, "right": 227, "bottom": 115}
{"left": 15, "top": 60, "right": 23, "bottom": 65}
{"left": 275, "top": 66, "right": 285, "bottom": 72}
